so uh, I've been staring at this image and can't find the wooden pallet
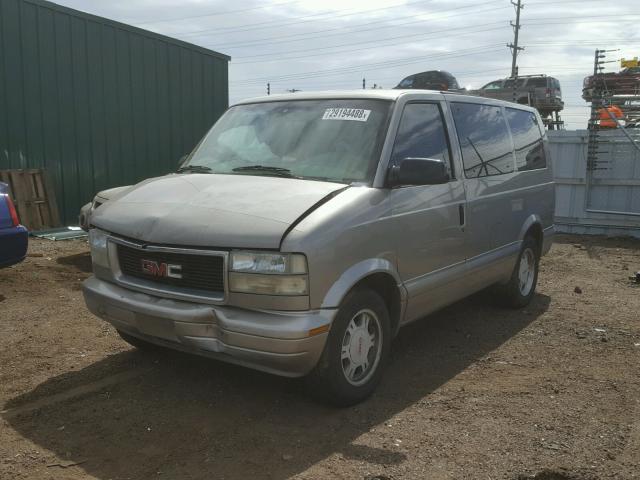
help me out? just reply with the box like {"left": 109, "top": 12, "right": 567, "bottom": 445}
{"left": 0, "top": 169, "right": 60, "bottom": 231}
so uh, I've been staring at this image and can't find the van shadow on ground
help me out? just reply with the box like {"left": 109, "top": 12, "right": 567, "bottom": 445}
{"left": 5, "top": 293, "right": 550, "bottom": 479}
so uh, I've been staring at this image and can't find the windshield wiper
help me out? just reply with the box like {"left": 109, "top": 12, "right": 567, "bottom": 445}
{"left": 232, "top": 165, "right": 294, "bottom": 177}
{"left": 177, "top": 165, "right": 213, "bottom": 174}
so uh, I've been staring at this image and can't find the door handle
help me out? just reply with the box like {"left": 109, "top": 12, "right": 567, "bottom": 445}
{"left": 458, "top": 204, "right": 465, "bottom": 226}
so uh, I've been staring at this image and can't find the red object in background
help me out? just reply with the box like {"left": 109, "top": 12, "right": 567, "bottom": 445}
{"left": 599, "top": 105, "right": 624, "bottom": 128}
{"left": 2, "top": 194, "right": 20, "bottom": 227}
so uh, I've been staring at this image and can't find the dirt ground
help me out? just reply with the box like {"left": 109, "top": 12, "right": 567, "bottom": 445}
{"left": 1, "top": 235, "right": 639, "bottom": 480}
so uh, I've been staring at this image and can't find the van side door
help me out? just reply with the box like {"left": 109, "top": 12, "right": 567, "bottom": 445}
{"left": 389, "top": 102, "right": 467, "bottom": 323}
{"left": 449, "top": 101, "right": 519, "bottom": 288}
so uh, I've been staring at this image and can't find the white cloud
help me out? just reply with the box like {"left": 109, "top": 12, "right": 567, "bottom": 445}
{"left": 51, "top": 0, "right": 640, "bottom": 129}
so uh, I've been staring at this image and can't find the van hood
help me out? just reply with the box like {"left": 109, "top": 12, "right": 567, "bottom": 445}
{"left": 91, "top": 174, "right": 347, "bottom": 249}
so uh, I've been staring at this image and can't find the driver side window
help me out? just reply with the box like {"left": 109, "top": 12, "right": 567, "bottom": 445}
{"left": 483, "top": 81, "right": 503, "bottom": 90}
{"left": 390, "top": 103, "right": 453, "bottom": 178}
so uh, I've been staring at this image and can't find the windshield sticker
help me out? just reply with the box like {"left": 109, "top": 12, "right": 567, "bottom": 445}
{"left": 322, "top": 108, "right": 371, "bottom": 122}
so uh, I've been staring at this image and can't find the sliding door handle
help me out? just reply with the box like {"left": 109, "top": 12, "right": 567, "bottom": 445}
{"left": 458, "top": 204, "right": 465, "bottom": 226}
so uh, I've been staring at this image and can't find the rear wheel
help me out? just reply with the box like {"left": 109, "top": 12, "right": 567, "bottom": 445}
{"left": 306, "top": 288, "right": 390, "bottom": 406}
{"left": 494, "top": 235, "right": 540, "bottom": 308}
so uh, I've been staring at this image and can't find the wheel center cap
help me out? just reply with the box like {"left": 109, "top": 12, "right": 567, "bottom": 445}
{"left": 349, "top": 330, "right": 368, "bottom": 365}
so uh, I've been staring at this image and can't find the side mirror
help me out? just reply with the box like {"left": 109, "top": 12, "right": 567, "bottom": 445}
{"left": 178, "top": 155, "right": 189, "bottom": 168}
{"left": 388, "top": 157, "right": 450, "bottom": 187}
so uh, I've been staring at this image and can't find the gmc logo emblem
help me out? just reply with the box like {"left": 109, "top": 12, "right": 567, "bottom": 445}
{"left": 140, "top": 259, "right": 183, "bottom": 279}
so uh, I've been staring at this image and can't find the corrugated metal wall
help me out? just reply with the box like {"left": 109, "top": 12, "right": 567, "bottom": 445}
{"left": 0, "top": 0, "right": 229, "bottom": 225}
{"left": 549, "top": 130, "right": 640, "bottom": 238}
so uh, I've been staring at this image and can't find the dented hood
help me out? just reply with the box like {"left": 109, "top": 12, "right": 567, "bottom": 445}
{"left": 91, "top": 174, "right": 347, "bottom": 249}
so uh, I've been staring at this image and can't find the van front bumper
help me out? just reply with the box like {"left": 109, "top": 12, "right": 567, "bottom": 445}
{"left": 82, "top": 277, "right": 334, "bottom": 377}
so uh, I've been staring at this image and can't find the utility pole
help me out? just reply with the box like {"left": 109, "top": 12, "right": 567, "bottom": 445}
{"left": 507, "top": 0, "right": 524, "bottom": 78}
{"left": 267, "top": 83, "right": 270, "bottom": 95}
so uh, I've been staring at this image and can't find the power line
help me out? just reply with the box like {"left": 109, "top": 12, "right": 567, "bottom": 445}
{"left": 132, "top": 0, "right": 304, "bottom": 25}
{"left": 211, "top": 12, "right": 638, "bottom": 51}
{"left": 224, "top": 13, "right": 640, "bottom": 57}
{"left": 528, "top": 40, "right": 640, "bottom": 47}
{"left": 232, "top": 45, "right": 507, "bottom": 85}
{"left": 187, "top": 1, "right": 507, "bottom": 45}
{"left": 218, "top": 13, "right": 638, "bottom": 64}
{"left": 144, "top": 0, "right": 608, "bottom": 38}
{"left": 174, "top": 0, "right": 437, "bottom": 37}
{"left": 231, "top": 31, "right": 636, "bottom": 65}
{"left": 232, "top": 23, "right": 509, "bottom": 62}
{"left": 148, "top": 0, "right": 610, "bottom": 39}
{"left": 230, "top": 46, "right": 630, "bottom": 87}
{"left": 217, "top": 16, "right": 640, "bottom": 54}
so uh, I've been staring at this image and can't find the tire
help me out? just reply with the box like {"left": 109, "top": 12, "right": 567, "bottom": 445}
{"left": 117, "top": 329, "right": 161, "bottom": 351}
{"left": 494, "top": 235, "right": 540, "bottom": 308}
{"left": 306, "top": 288, "right": 391, "bottom": 407}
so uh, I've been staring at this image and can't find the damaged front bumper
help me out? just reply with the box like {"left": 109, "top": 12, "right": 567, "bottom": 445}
{"left": 83, "top": 277, "right": 334, "bottom": 377}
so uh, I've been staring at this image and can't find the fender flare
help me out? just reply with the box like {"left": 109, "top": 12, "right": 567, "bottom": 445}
{"left": 518, "top": 214, "right": 543, "bottom": 243}
{"left": 321, "top": 258, "right": 407, "bottom": 310}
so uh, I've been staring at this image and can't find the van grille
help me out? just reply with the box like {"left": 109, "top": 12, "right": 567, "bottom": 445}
{"left": 117, "top": 244, "right": 225, "bottom": 295}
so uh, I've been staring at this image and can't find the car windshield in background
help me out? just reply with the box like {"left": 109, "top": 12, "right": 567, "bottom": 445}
{"left": 186, "top": 99, "right": 392, "bottom": 185}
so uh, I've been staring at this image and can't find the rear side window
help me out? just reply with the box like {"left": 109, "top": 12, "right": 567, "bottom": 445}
{"left": 505, "top": 108, "right": 547, "bottom": 171}
{"left": 391, "top": 103, "right": 452, "bottom": 176}
{"left": 503, "top": 78, "right": 525, "bottom": 88}
{"left": 451, "top": 103, "right": 514, "bottom": 178}
{"left": 527, "top": 77, "right": 548, "bottom": 88}
{"left": 398, "top": 76, "right": 414, "bottom": 88}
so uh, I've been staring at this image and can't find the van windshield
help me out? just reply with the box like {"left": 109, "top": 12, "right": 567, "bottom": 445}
{"left": 186, "top": 99, "right": 393, "bottom": 184}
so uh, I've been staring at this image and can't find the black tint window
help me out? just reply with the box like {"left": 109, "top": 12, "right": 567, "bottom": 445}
{"left": 391, "top": 103, "right": 452, "bottom": 175}
{"left": 506, "top": 108, "right": 547, "bottom": 171}
{"left": 503, "top": 78, "right": 525, "bottom": 88}
{"left": 413, "top": 74, "right": 430, "bottom": 89}
{"left": 420, "top": 72, "right": 442, "bottom": 82}
{"left": 451, "top": 103, "right": 514, "bottom": 178}
{"left": 447, "top": 77, "right": 460, "bottom": 89}
{"left": 398, "top": 76, "right": 414, "bottom": 88}
{"left": 527, "top": 77, "right": 547, "bottom": 87}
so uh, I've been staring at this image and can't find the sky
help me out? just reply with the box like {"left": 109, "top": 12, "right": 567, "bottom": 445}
{"left": 53, "top": 0, "right": 640, "bottom": 129}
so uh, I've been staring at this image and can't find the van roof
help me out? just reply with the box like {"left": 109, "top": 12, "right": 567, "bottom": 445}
{"left": 234, "top": 89, "right": 408, "bottom": 104}
{"left": 233, "top": 89, "right": 539, "bottom": 112}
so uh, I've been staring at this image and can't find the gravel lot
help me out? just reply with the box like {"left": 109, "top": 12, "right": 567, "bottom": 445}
{"left": 1, "top": 235, "right": 639, "bottom": 480}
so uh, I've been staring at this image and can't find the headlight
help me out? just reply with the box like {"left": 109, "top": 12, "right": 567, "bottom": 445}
{"left": 89, "top": 229, "right": 109, "bottom": 268}
{"left": 229, "top": 251, "right": 308, "bottom": 295}
{"left": 230, "top": 251, "right": 307, "bottom": 274}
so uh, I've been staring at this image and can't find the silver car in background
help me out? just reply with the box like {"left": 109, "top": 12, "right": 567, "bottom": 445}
{"left": 83, "top": 90, "right": 554, "bottom": 405}
{"left": 471, "top": 75, "right": 564, "bottom": 118}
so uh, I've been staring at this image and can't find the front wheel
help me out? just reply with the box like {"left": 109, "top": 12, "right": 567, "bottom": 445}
{"left": 306, "top": 288, "right": 391, "bottom": 407}
{"left": 494, "top": 235, "right": 540, "bottom": 308}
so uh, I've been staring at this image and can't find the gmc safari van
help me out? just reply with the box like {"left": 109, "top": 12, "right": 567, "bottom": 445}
{"left": 83, "top": 90, "right": 554, "bottom": 405}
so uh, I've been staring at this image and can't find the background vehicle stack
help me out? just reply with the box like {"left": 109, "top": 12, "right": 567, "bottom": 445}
{"left": 468, "top": 74, "right": 565, "bottom": 130}
{"left": 583, "top": 56, "right": 640, "bottom": 129}
{"left": 584, "top": 52, "right": 640, "bottom": 172}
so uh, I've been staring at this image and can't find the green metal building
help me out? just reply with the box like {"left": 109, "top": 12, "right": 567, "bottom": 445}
{"left": 0, "top": 0, "right": 230, "bottom": 225}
